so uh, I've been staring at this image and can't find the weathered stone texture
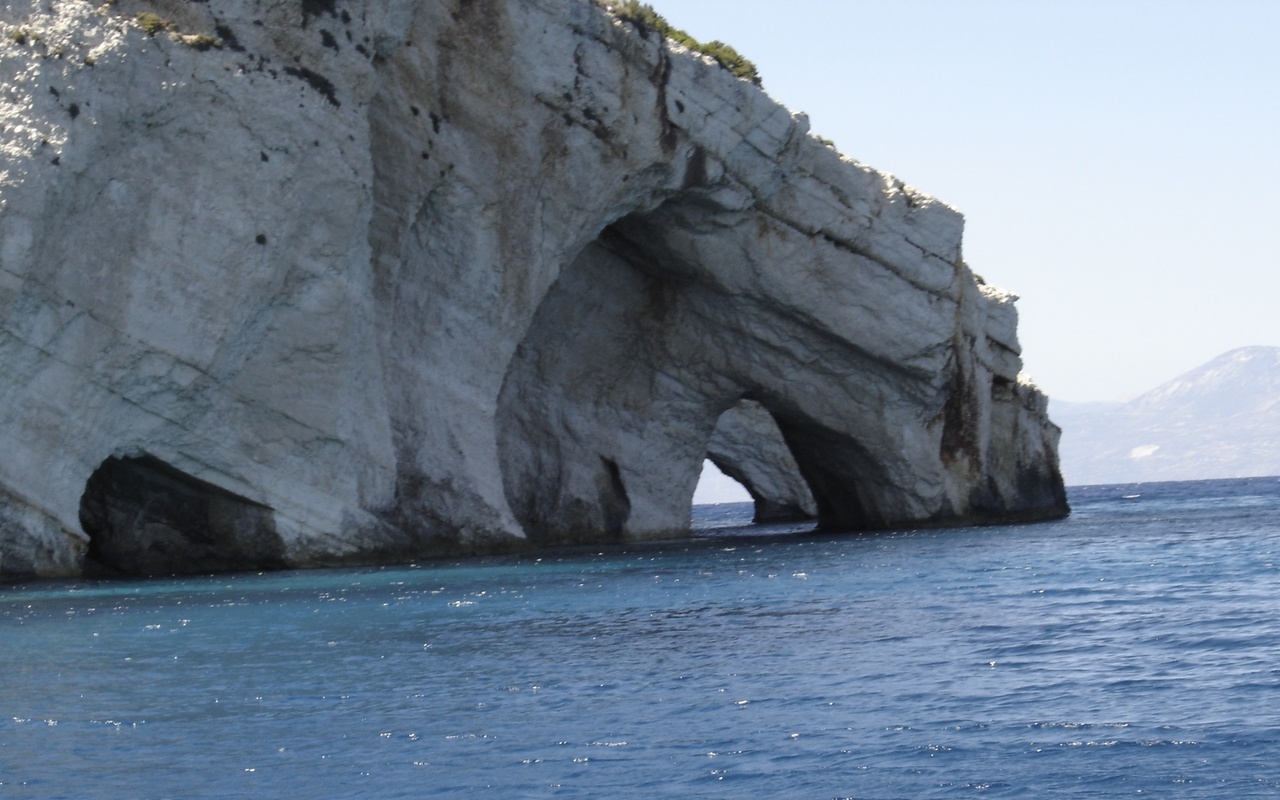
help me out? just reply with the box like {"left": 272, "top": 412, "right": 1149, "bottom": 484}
{"left": 0, "top": 0, "right": 1065, "bottom": 577}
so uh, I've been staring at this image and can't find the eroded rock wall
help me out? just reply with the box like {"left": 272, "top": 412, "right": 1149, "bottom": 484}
{"left": 0, "top": 0, "right": 1065, "bottom": 577}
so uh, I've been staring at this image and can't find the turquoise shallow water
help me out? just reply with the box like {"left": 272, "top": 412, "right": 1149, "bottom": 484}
{"left": 4, "top": 477, "right": 1280, "bottom": 798}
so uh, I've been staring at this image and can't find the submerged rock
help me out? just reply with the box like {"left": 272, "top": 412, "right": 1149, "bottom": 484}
{"left": 0, "top": 0, "right": 1066, "bottom": 577}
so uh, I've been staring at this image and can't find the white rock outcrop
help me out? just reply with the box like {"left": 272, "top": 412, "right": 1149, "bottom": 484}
{"left": 0, "top": 0, "right": 1065, "bottom": 577}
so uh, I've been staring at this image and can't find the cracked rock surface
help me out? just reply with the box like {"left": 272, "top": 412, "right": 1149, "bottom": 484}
{"left": 0, "top": 0, "right": 1065, "bottom": 577}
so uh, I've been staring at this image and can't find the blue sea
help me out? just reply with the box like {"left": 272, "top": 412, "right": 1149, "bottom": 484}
{"left": 4, "top": 477, "right": 1280, "bottom": 798}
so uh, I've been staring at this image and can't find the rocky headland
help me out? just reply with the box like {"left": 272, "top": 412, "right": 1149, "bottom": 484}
{"left": 0, "top": 0, "right": 1066, "bottom": 577}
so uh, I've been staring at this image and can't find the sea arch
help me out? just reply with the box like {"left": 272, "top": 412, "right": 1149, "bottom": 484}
{"left": 705, "top": 399, "right": 816, "bottom": 524}
{"left": 493, "top": 183, "right": 934, "bottom": 543}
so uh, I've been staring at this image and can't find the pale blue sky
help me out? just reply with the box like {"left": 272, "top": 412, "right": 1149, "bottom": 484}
{"left": 646, "top": 0, "right": 1280, "bottom": 404}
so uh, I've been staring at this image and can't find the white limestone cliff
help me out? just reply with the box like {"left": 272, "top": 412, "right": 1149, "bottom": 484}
{"left": 0, "top": 0, "right": 1065, "bottom": 577}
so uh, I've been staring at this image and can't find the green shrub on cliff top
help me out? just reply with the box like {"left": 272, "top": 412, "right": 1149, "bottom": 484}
{"left": 135, "top": 12, "right": 170, "bottom": 35}
{"left": 602, "top": 0, "right": 761, "bottom": 86}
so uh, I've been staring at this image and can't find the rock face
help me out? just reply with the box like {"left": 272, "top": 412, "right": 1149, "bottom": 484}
{"left": 0, "top": 0, "right": 1066, "bottom": 578}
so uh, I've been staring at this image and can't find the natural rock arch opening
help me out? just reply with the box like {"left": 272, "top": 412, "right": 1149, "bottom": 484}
{"left": 598, "top": 195, "right": 911, "bottom": 533}
{"left": 79, "top": 454, "right": 285, "bottom": 576}
{"left": 767, "top": 410, "right": 899, "bottom": 531}
{"left": 704, "top": 399, "right": 818, "bottom": 524}
{"left": 495, "top": 185, "right": 898, "bottom": 542}
{"left": 692, "top": 459, "right": 750, "bottom": 506}
{"left": 494, "top": 203, "right": 740, "bottom": 544}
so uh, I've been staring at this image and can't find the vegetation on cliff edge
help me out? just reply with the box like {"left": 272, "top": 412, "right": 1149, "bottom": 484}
{"left": 599, "top": 0, "right": 761, "bottom": 86}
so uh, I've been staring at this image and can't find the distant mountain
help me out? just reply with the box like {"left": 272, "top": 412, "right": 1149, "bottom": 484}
{"left": 1055, "top": 346, "right": 1280, "bottom": 486}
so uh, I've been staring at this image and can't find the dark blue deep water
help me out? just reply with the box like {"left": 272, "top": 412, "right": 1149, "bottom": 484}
{"left": 4, "top": 477, "right": 1280, "bottom": 798}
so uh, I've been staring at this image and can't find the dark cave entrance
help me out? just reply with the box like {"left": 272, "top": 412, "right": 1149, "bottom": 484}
{"left": 79, "top": 454, "right": 286, "bottom": 577}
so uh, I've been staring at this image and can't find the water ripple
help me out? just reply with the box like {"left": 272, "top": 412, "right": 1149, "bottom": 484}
{"left": 3, "top": 478, "right": 1280, "bottom": 796}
